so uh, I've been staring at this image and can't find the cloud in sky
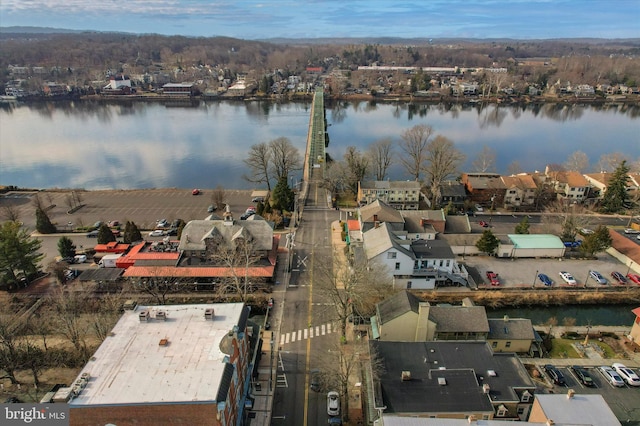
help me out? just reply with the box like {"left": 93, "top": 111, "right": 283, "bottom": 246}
{"left": 1, "top": 0, "right": 638, "bottom": 39}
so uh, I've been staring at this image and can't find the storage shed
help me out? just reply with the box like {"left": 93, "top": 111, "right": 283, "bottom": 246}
{"left": 500, "top": 234, "right": 566, "bottom": 258}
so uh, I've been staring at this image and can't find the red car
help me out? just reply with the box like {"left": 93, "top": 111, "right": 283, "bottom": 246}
{"left": 192, "top": 188, "right": 200, "bottom": 195}
{"left": 627, "top": 273, "right": 640, "bottom": 285}
{"left": 478, "top": 221, "right": 489, "bottom": 227}
{"left": 486, "top": 271, "right": 500, "bottom": 286}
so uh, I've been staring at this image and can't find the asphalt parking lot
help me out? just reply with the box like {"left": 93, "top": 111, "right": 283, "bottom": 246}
{"left": 538, "top": 364, "right": 640, "bottom": 423}
{"left": 463, "top": 254, "right": 633, "bottom": 289}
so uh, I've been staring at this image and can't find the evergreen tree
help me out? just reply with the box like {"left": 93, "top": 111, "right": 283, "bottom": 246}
{"left": 475, "top": 229, "right": 500, "bottom": 255}
{"left": 57, "top": 236, "right": 76, "bottom": 258}
{"left": 0, "top": 221, "right": 44, "bottom": 285}
{"left": 271, "top": 176, "right": 294, "bottom": 212}
{"left": 97, "top": 224, "right": 116, "bottom": 244}
{"left": 578, "top": 225, "right": 612, "bottom": 257}
{"left": 515, "top": 216, "right": 530, "bottom": 234}
{"left": 123, "top": 221, "right": 143, "bottom": 244}
{"left": 600, "top": 160, "right": 630, "bottom": 213}
{"left": 35, "top": 208, "right": 56, "bottom": 234}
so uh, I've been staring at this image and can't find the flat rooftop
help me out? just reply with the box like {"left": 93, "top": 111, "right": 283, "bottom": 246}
{"left": 69, "top": 303, "right": 246, "bottom": 406}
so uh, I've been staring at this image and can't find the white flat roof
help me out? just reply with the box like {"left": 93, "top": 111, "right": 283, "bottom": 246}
{"left": 69, "top": 303, "right": 245, "bottom": 406}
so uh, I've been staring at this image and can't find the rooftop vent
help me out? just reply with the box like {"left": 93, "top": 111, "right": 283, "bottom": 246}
{"left": 156, "top": 310, "right": 167, "bottom": 321}
{"left": 204, "top": 308, "right": 215, "bottom": 320}
{"left": 503, "top": 315, "right": 509, "bottom": 322}
{"left": 139, "top": 310, "right": 150, "bottom": 322}
{"left": 123, "top": 300, "right": 137, "bottom": 310}
{"left": 567, "top": 389, "right": 575, "bottom": 399}
{"left": 438, "top": 377, "right": 447, "bottom": 386}
{"left": 159, "top": 338, "right": 169, "bottom": 346}
{"left": 483, "top": 383, "right": 491, "bottom": 394}
{"left": 487, "top": 370, "right": 497, "bottom": 377}
{"left": 401, "top": 371, "right": 411, "bottom": 381}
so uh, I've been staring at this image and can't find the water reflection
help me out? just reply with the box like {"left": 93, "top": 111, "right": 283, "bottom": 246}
{"left": 0, "top": 100, "right": 638, "bottom": 190}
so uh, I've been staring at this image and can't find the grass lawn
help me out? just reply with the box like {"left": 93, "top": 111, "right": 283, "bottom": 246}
{"left": 549, "top": 338, "right": 580, "bottom": 358}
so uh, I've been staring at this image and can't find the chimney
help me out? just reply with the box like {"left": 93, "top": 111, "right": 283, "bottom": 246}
{"left": 546, "top": 421, "right": 555, "bottom": 426}
{"left": 401, "top": 371, "right": 411, "bottom": 381}
{"left": 482, "top": 383, "right": 490, "bottom": 394}
{"left": 567, "top": 389, "right": 575, "bottom": 399}
{"left": 468, "top": 415, "right": 477, "bottom": 424}
{"left": 373, "top": 214, "right": 380, "bottom": 228}
{"left": 503, "top": 315, "right": 509, "bottom": 322}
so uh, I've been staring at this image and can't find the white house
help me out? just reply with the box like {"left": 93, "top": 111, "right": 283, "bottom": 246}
{"left": 362, "top": 222, "right": 468, "bottom": 289}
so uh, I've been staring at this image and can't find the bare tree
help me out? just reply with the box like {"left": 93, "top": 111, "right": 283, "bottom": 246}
{"left": 243, "top": 142, "right": 272, "bottom": 190}
{"left": 211, "top": 238, "right": 262, "bottom": 301}
{"left": 1, "top": 203, "right": 20, "bottom": 222}
{"left": 367, "top": 138, "right": 394, "bottom": 181}
{"left": 314, "top": 249, "right": 394, "bottom": 342}
{"left": 344, "top": 146, "right": 369, "bottom": 195}
{"left": 472, "top": 145, "right": 496, "bottom": 172}
{"left": 322, "top": 161, "right": 351, "bottom": 199}
{"left": 128, "top": 272, "right": 182, "bottom": 305}
{"left": 90, "top": 294, "right": 124, "bottom": 341}
{"left": 269, "top": 137, "right": 302, "bottom": 181}
{"left": 211, "top": 185, "right": 227, "bottom": 210}
{"left": 0, "top": 314, "right": 21, "bottom": 384}
{"left": 424, "top": 136, "right": 465, "bottom": 206}
{"left": 506, "top": 160, "right": 522, "bottom": 176}
{"left": 565, "top": 150, "right": 589, "bottom": 172}
{"left": 597, "top": 152, "right": 629, "bottom": 173}
{"left": 51, "top": 289, "right": 90, "bottom": 356}
{"left": 399, "top": 124, "right": 434, "bottom": 181}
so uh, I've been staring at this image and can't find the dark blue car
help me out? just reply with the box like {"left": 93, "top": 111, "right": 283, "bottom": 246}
{"left": 538, "top": 273, "right": 553, "bottom": 287}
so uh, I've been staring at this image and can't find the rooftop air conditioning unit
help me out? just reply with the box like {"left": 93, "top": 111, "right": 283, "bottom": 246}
{"left": 205, "top": 308, "right": 215, "bottom": 320}
{"left": 401, "top": 371, "right": 411, "bottom": 381}
{"left": 156, "top": 311, "right": 167, "bottom": 321}
{"left": 139, "top": 310, "right": 150, "bottom": 322}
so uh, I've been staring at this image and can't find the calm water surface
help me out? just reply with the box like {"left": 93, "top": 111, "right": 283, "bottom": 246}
{"left": 1, "top": 100, "right": 638, "bottom": 190}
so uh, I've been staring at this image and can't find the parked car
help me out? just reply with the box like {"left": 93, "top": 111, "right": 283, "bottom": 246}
{"left": 246, "top": 206, "right": 257, "bottom": 213}
{"left": 624, "top": 228, "right": 640, "bottom": 234}
{"left": 74, "top": 254, "right": 87, "bottom": 264}
{"left": 611, "top": 271, "right": 627, "bottom": 284}
{"left": 559, "top": 271, "right": 577, "bottom": 285}
{"left": 149, "top": 230, "right": 164, "bottom": 237}
{"left": 310, "top": 369, "right": 321, "bottom": 392}
{"left": 571, "top": 365, "right": 595, "bottom": 387}
{"left": 537, "top": 273, "right": 553, "bottom": 287}
{"left": 241, "top": 211, "right": 256, "bottom": 220}
{"left": 478, "top": 220, "right": 489, "bottom": 227}
{"left": 165, "top": 228, "right": 178, "bottom": 236}
{"left": 598, "top": 366, "right": 625, "bottom": 387}
{"left": 108, "top": 220, "right": 120, "bottom": 227}
{"left": 156, "top": 219, "right": 169, "bottom": 228}
{"left": 486, "top": 271, "right": 500, "bottom": 286}
{"left": 612, "top": 363, "right": 640, "bottom": 386}
{"left": 563, "top": 240, "right": 582, "bottom": 248}
{"left": 252, "top": 196, "right": 264, "bottom": 203}
{"left": 589, "top": 270, "right": 607, "bottom": 285}
{"left": 92, "top": 221, "right": 103, "bottom": 230}
{"left": 544, "top": 364, "right": 565, "bottom": 385}
{"left": 207, "top": 204, "right": 217, "bottom": 213}
{"left": 475, "top": 204, "right": 484, "bottom": 212}
{"left": 86, "top": 230, "right": 99, "bottom": 238}
{"left": 327, "top": 391, "right": 340, "bottom": 416}
{"left": 579, "top": 228, "right": 594, "bottom": 235}
{"left": 192, "top": 188, "right": 200, "bottom": 195}
{"left": 627, "top": 273, "right": 640, "bottom": 285}
{"left": 111, "top": 229, "right": 121, "bottom": 237}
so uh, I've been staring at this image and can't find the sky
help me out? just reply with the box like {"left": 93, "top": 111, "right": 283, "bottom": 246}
{"left": 1, "top": 0, "right": 639, "bottom": 40}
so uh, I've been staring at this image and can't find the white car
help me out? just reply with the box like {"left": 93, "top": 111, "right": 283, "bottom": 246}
{"left": 612, "top": 363, "right": 640, "bottom": 386}
{"left": 327, "top": 391, "right": 340, "bottom": 416}
{"left": 475, "top": 204, "right": 484, "bottom": 212}
{"left": 598, "top": 366, "right": 625, "bottom": 387}
{"left": 149, "top": 229, "right": 164, "bottom": 237}
{"left": 624, "top": 228, "right": 640, "bottom": 234}
{"left": 559, "top": 271, "right": 577, "bottom": 285}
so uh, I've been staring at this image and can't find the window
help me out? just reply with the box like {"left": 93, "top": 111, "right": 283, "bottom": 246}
{"left": 497, "top": 405, "right": 507, "bottom": 417}
{"left": 439, "top": 260, "right": 443, "bottom": 267}
{"left": 517, "top": 407, "right": 525, "bottom": 415}
{"left": 505, "top": 341, "right": 511, "bottom": 348}
{"left": 407, "top": 281, "right": 412, "bottom": 289}
{"left": 492, "top": 341, "right": 497, "bottom": 348}
{"left": 387, "top": 252, "right": 397, "bottom": 259}
{"left": 395, "top": 262, "right": 400, "bottom": 270}
{"left": 445, "top": 260, "right": 450, "bottom": 267}
{"left": 521, "top": 390, "right": 531, "bottom": 402}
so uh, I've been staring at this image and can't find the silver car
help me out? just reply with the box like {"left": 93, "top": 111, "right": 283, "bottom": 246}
{"left": 598, "top": 366, "right": 624, "bottom": 387}
{"left": 327, "top": 391, "right": 340, "bottom": 416}
{"left": 589, "top": 270, "right": 607, "bottom": 285}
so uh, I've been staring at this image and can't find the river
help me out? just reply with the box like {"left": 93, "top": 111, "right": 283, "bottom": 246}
{"left": 488, "top": 304, "right": 638, "bottom": 327}
{"left": 0, "top": 99, "right": 638, "bottom": 190}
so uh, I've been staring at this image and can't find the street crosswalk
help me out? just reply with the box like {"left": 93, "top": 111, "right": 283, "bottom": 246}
{"left": 279, "top": 322, "right": 335, "bottom": 345}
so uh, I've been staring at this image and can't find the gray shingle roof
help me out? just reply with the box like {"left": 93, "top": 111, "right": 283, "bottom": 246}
{"left": 487, "top": 318, "right": 535, "bottom": 340}
{"left": 377, "top": 290, "right": 422, "bottom": 325}
{"left": 179, "top": 219, "right": 273, "bottom": 252}
{"left": 429, "top": 306, "right": 490, "bottom": 333}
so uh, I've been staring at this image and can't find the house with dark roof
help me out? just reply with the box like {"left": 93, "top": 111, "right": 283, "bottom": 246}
{"left": 372, "top": 292, "right": 490, "bottom": 342}
{"left": 487, "top": 316, "right": 537, "bottom": 355}
{"left": 438, "top": 180, "right": 468, "bottom": 209}
{"left": 370, "top": 341, "right": 536, "bottom": 420}
{"left": 461, "top": 173, "right": 506, "bottom": 207}
{"left": 362, "top": 223, "right": 469, "bottom": 289}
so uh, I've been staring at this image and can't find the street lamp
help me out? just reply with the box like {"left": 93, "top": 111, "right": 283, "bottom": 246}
{"left": 532, "top": 270, "right": 538, "bottom": 289}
